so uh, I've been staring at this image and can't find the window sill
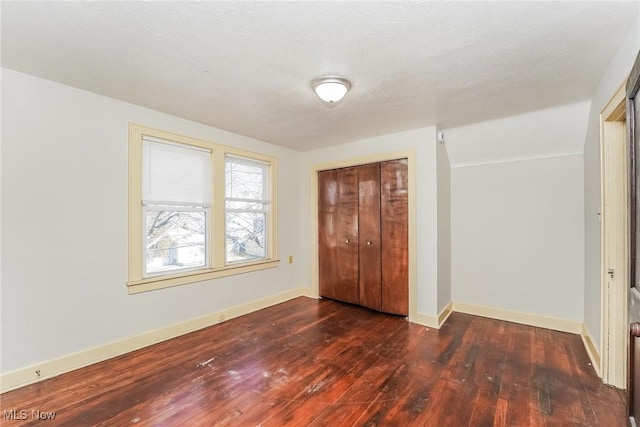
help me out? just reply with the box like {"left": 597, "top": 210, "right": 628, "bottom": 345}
{"left": 127, "top": 258, "right": 280, "bottom": 294}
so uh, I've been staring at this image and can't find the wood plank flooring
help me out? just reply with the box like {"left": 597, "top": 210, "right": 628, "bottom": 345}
{"left": 0, "top": 297, "right": 626, "bottom": 426}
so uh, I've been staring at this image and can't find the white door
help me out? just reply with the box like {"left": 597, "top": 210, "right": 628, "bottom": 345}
{"left": 601, "top": 83, "right": 627, "bottom": 388}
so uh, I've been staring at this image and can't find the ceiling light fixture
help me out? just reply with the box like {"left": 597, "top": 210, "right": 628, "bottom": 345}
{"left": 312, "top": 76, "right": 351, "bottom": 105}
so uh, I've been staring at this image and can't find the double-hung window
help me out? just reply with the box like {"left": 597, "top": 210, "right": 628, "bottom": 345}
{"left": 225, "top": 156, "right": 270, "bottom": 264}
{"left": 128, "top": 124, "right": 278, "bottom": 293}
{"left": 142, "top": 138, "right": 212, "bottom": 277}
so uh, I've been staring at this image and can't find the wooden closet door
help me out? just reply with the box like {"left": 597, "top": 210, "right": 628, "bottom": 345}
{"left": 358, "top": 163, "right": 382, "bottom": 311}
{"left": 318, "top": 168, "right": 359, "bottom": 304}
{"left": 380, "top": 159, "right": 409, "bottom": 316}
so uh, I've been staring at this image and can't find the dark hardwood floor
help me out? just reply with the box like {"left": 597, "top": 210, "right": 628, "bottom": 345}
{"left": 0, "top": 297, "right": 626, "bottom": 426}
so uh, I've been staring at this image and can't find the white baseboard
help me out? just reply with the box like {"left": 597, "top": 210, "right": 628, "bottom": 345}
{"left": 1, "top": 287, "right": 311, "bottom": 393}
{"left": 438, "top": 302, "right": 453, "bottom": 326}
{"left": 412, "top": 302, "right": 453, "bottom": 329}
{"left": 298, "top": 287, "right": 314, "bottom": 298}
{"left": 581, "top": 323, "right": 602, "bottom": 378}
{"left": 452, "top": 302, "right": 582, "bottom": 334}
{"left": 413, "top": 312, "right": 439, "bottom": 328}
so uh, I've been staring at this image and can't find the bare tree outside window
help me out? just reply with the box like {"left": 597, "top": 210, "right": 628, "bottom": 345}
{"left": 225, "top": 157, "right": 269, "bottom": 263}
{"left": 145, "top": 209, "right": 206, "bottom": 273}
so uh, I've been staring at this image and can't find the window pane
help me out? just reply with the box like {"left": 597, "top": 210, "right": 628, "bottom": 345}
{"left": 225, "top": 158, "right": 266, "bottom": 200}
{"left": 226, "top": 211, "right": 266, "bottom": 263}
{"left": 145, "top": 210, "right": 207, "bottom": 274}
{"left": 225, "top": 155, "right": 270, "bottom": 265}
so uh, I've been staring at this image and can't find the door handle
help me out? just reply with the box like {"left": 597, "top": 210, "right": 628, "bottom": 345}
{"left": 631, "top": 322, "right": 640, "bottom": 337}
{"left": 345, "top": 238, "right": 350, "bottom": 244}
{"left": 366, "top": 240, "right": 373, "bottom": 246}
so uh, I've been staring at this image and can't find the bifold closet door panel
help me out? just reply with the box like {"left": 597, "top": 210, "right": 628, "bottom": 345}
{"left": 318, "top": 168, "right": 359, "bottom": 304}
{"left": 358, "top": 163, "right": 382, "bottom": 311}
{"left": 380, "top": 159, "right": 409, "bottom": 316}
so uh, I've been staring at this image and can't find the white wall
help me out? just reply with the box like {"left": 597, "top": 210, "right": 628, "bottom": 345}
{"left": 584, "top": 15, "right": 640, "bottom": 345}
{"left": 451, "top": 154, "right": 584, "bottom": 321}
{"left": 436, "top": 136, "right": 451, "bottom": 313}
{"left": 298, "top": 127, "right": 443, "bottom": 317}
{"left": 0, "top": 69, "right": 303, "bottom": 374}
{"left": 446, "top": 101, "right": 588, "bottom": 322}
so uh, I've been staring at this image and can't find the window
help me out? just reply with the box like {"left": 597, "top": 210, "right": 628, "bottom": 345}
{"left": 128, "top": 124, "right": 278, "bottom": 293}
{"left": 142, "top": 139, "right": 212, "bottom": 276}
{"left": 225, "top": 156, "right": 270, "bottom": 263}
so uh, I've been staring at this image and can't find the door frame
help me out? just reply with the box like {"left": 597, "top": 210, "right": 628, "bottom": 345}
{"left": 310, "top": 149, "right": 417, "bottom": 322}
{"left": 627, "top": 50, "right": 640, "bottom": 425}
{"left": 600, "top": 81, "right": 628, "bottom": 388}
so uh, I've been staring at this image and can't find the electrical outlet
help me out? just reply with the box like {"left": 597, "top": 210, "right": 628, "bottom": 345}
{"left": 289, "top": 256, "right": 293, "bottom": 264}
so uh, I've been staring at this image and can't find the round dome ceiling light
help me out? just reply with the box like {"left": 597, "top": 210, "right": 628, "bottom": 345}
{"left": 312, "top": 76, "right": 351, "bottom": 105}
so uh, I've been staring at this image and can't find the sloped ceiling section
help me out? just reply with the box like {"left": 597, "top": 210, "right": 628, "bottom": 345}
{"left": 1, "top": 1, "right": 638, "bottom": 151}
{"left": 444, "top": 101, "right": 592, "bottom": 167}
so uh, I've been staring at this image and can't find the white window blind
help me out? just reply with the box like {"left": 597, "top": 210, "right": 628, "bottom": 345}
{"left": 142, "top": 137, "right": 212, "bottom": 206}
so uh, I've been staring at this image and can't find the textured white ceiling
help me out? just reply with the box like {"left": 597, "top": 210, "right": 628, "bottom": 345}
{"left": 1, "top": 1, "right": 638, "bottom": 151}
